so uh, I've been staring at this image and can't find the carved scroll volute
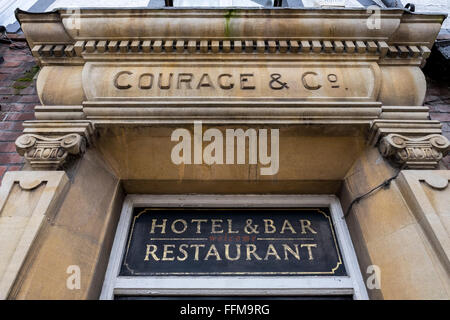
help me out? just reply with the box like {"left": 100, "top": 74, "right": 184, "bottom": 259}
{"left": 379, "top": 134, "right": 450, "bottom": 169}
{"left": 15, "top": 134, "right": 86, "bottom": 170}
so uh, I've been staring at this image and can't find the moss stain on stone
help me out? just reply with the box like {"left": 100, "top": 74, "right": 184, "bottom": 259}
{"left": 224, "top": 9, "right": 236, "bottom": 38}
{"left": 12, "top": 65, "right": 39, "bottom": 95}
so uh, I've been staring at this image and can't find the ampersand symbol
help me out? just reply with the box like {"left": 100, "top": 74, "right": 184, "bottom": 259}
{"left": 244, "top": 219, "right": 259, "bottom": 234}
{"left": 269, "top": 73, "right": 289, "bottom": 90}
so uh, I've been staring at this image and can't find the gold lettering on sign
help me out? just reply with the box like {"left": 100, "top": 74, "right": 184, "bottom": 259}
{"left": 244, "top": 219, "right": 260, "bottom": 234}
{"left": 224, "top": 244, "right": 241, "bottom": 261}
{"left": 211, "top": 219, "right": 224, "bottom": 234}
{"left": 150, "top": 219, "right": 167, "bottom": 234}
{"left": 300, "top": 219, "right": 317, "bottom": 234}
{"left": 280, "top": 219, "right": 296, "bottom": 234}
{"left": 143, "top": 242, "right": 321, "bottom": 262}
{"left": 190, "top": 244, "right": 205, "bottom": 261}
{"left": 191, "top": 219, "right": 207, "bottom": 234}
{"left": 177, "top": 244, "right": 189, "bottom": 261}
{"left": 162, "top": 244, "right": 176, "bottom": 261}
{"left": 246, "top": 244, "right": 262, "bottom": 261}
{"left": 144, "top": 244, "right": 159, "bottom": 261}
{"left": 127, "top": 208, "right": 346, "bottom": 275}
{"left": 227, "top": 219, "right": 238, "bottom": 234}
{"left": 283, "top": 244, "right": 300, "bottom": 261}
{"left": 263, "top": 219, "right": 276, "bottom": 234}
{"left": 264, "top": 244, "right": 281, "bottom": 260}
{"left": 204, "top": 244, "right": 222, "bottom": 261}
{"left": 171, "top": 219, "right": 188, "bottom": 234}
{"left": 301, "top": 244, "right": 317, "bottom": 260}
{"left": 148, "top": 218, "right": 318, "bottom": 235}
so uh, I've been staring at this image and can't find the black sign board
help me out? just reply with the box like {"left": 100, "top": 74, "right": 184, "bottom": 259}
{"left": 120, "top": 208, "right": 346, "bottom": 276}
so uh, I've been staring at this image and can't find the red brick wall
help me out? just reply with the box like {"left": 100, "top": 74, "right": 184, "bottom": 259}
{"left": 0, "top": 41, "right": 38, "bottom": 181}
{"left": 425, "top": 76, "right": 450, "bottom": 168}
{"left": 0, "top": 42, "right": 449, "bottom": 183}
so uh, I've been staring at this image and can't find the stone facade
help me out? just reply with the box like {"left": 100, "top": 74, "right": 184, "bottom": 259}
{"left": 0, "top": 8, "right": 449, "bottom": 299}
{"left": 1, "top": 24, "right": 449, "bottom": 180}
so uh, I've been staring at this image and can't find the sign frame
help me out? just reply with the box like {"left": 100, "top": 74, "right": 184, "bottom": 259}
{"left": 100, "top": 195, "right": 368, "bottom": 300}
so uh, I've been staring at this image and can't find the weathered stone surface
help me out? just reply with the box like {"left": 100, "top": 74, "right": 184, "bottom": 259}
{"left": 8, "top": 150, "right": 123, "bottom": 300}
{"left": 340, "top": 148, "right": 450, "bottom": 299}
{"left": 397, "top": 170, "right": 450, "bottom": 279}
{"left": 14, "top": 8, "right": 448, "bottom": 171}
{"left": 0, "top": 171, "right": 69, "bottom": 299}
{"left": 83, "top": 62, "right": 381, "bottom": 103}
{"left": 5, "top": 7, "right": 448, "bottom": 300}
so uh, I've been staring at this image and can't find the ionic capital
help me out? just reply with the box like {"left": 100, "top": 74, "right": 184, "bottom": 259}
{"left": 15, "top": 133, "right": 86, "bottom": 170}
{"left": 379, "top": 134, "right": 449, "bottom": 169}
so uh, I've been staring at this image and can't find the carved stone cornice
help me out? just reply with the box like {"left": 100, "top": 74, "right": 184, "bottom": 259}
{"left": 15, "top": 133, "right": 86, "bottom": 170}
{"left": 28, "top": 39, "right": 434, "bottom": 62}
{"left": 16, "top": 8, "right": 444, "bottom": 66}
{"left": 16, "top": 8, "right": 443, "bottom": 45}
{"left": 379, "top": 134, "right": 450, "bottom": 169}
